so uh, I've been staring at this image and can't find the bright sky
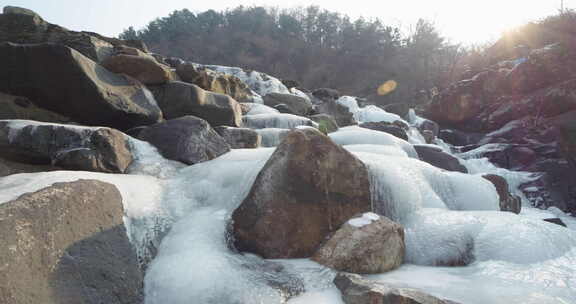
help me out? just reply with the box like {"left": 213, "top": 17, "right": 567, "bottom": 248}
{"left": 4, "top": 0, "right": 574, "bottom": 45}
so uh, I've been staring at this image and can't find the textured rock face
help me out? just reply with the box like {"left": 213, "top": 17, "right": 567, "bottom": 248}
{"left": 483, "top": 174, "right": 522, "bottom": 214}
{"left": 176, "top": 63, "right": 252, "bottom": 102}
{"left": 263, "top": 93, "right": 313, "bottom": 116}
{"left": 312, "top": 88, "right": 341, "bottom": 103}
{"left": 150, "top": 81, "right": 243, "bottom": 127}
{"left": 0, "top": 92, "right": 72, "bottom": 123}
{"left": 214, "top": 126, "right": 261, "bottom": 149}
{"left": 425, "top": 79, "right": 485, "bottom": 125}
{"left": 0, "top": 120, "right": 133, "bottom": 173}
{"left": 232, "top": 128, "right": 371, "bottom": 258}
{"left": 136, "top": 116, "right": 230, "bottom": 165}
{"left": 0, "top": 43, "right": 163, "bottom": 130}
{"left": 414, "top": 145, "right": 468, "bottom": 173}
{"left": 102, "top": 54, "right": 173, "bottom": 85}
{"left": 334, "top": 273, "right": 461, "bottom": 304}
{"left": 0, "top": 7, "right": 115, "bottom": 62}
{"left": 312, "top": 213, "right": 405, "bottom": 274}
{"left": 0, "top": 180, "right": 143, "bottom": 304}
{"left": 359, "top": 121, "right": 408, "bottom": 141}
{"left": 316, "top": 100, "right": 357, "bottom": 127}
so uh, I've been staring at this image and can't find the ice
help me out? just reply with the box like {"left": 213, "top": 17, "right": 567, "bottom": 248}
{"left": 243, "top": 113, "right": 318, "bottom": 129}
{"left": 287, "top": 288, "right": 344, "bottom": 304}
{"left": 336, "top": 96, "right": 404, "bottom": 124}
{"left": 348, "top": 212, "right": 380, "bottom": 227}
{"left": 245, "top": 103, "right": 280, "bottom": 115}
{"left": 330, "top": 126, "right": 418, "bottom": 159}
{"left": 290, "top": 88, "right": 311, "bottom": 102}
{"left": 199, "top": 64, "right": 291, "bottom": 96}
{"left": 343, "top": 144, "right": 410, "bottom": 158}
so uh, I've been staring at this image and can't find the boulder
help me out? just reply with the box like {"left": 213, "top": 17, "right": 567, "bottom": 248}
{"left": 316, "top": 100, "right": 357, "bottom": 127}
{"left": 0, "top": 7, "right": 114, "bottom": 62}
{"left": 0, "top": 43, "right": 162, "bottom": 130}
{"left": 424, "top": 79, "right": 484, "bottom": 125}
{"left": 273, "top": 103, "right": 295, "bottom": 114}
{"left": 359, "top": 122, "right": 408, "bottom": 141}
{"left": 149, "top": 81, "right": 242, "bottom": 127}
{"left": 101, "top": 54, "right": 173, "bottom": 85}
{"left": 263, "top": 92, "right": 313, "bottom": 116}
{"left": 312, "top": 213, "right": 404, "bottom": 274}
{"left": 334, "top": 273, "right": 461, "bottom": 304}
{"left": 0, "top": 120, "right": 132, "bottom": 173}
{"left": 136, "top": 116, "right": 230, "bottom": 165}
{"left": 438, "top": 129, "right": 484, "bottom": 146}
{"left": 232, "top": 128, "right": 371, "bottom": 258}
{"left": 312, "top": 88, "right": 341, "bottom": 102}
{"left": 507, "top": 43, "right": 576, "bottom": 94}
{"left": 0, "top": 156, "right": 60, "bottom": 177}
{"left": 0, "top": 180, "right": 143, "bottom": 304}
{"left": 414, "top": 145, "right": 468, "bottom": 173}
{"left": 281, "top": 79, "right": 300, "bottom": 89}
{"left": 383, "top": 103, "right": 410, "bottom": 119}
{"left": 0, "top": 92, "right": 72, "bottom": 123}
{"left": 214, "top": 126, "right": 261, "bottom": 149}
{"left": 310, "top": 114, "right": 339, "bottom": 134}
{"left": 176, "top": 63, "right": 252, "bottom": 102}
{"left": 482, "top": 174, "right": 522, "bottom": 214}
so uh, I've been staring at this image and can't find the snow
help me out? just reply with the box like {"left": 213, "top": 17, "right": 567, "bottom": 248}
{"left": 330, "top": 126, "right": 418, "bottom": 159}
{"left": 348, "top": 212, "right": 380, "bottom": 227}
{"left": 336, "top": 96, "right": 404, "bottom": 124}
{"left": 343, "top": 144, "right": 410, "bottom": 158}
{"left": 243, "top": 113, "right": 318, "bottom": 129}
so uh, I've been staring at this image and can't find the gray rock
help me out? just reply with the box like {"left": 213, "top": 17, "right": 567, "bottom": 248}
{"left": 214, "top": 126, "right": 261, "bottom": 149}
{"left": 136, "top": 116, "right": 230, "bottom": 165}
{"left": 414, "top": 145, "right": 468, "bottom": 173}
{"left": 149, "top": 81, "right": 242, "bottom": 127}
{"left": 334, "top": 273, "right": 461, "bottom": 304}
{"left": 233, "top": 128, "right": 371, "bottom": 258}
{"left": 0, "top": 92, "right": 72, "bottom": 123}
{"left": 263, "top": 92, "right": 313, "bottom": 116}
{"left": 359, "top": 121, "right": 408, "bottom": 140}
{"left": 0, "top": 43, "right": 162, "bottom": 130}
{"left": 316, "top": 100, "right": 357, "bottom": 127}
{"left": 483, "top": 174, "right": 522, "bottom": 214}
{"left": 0, "top": 180, "right": 143, "bottom": 304}
{"left": 0, "top": 120, "right": 133, "bottom": 173}
{"left": 312, "top": 213, "right": 405, "bottom": 274}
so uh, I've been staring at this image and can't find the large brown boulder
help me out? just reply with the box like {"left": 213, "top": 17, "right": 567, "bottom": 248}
{"left": 149, "top": 81, "right": 242, "bottom": 127}
{"left": 0, "top": 180, "right": 143, "bottom": 304}
{"left": 176, "top": 63, "right": 252, "bottom": 102}
{"left": 0, "top": 92, "right": 72, "bottom": 123}
{"left": 102, "top": 54, "right": 173, "bottom": 85}
{"left": 0, "top": 43, "right": 162, "bottom": 130}
{"left": 334, "top": 273, "right": 461, "bottom": 304}
{"left": 425, "top": 79, "right": 485, "bottom": 125}
{"left": 232, "top": 128, "right": 371, "bottom": 258}
{"left": 482, "top": 174, "right": 522, "bottom": 214}
{"left": 135, "top": 116, "right": 230, "bottom": 165}
{"left": 0, "top": 120, "right": 133, "bottom": 173}
{"left": 312, "top": 213, "right": 405, "bottom": 274}
{"left": 263, "top": 92, "right": 313, "bottom": 116}
{"left": 0, "top": 6, "right": 114, "bottom": 62}
{"left": 0, "top": 156, "right": 60, "bottom": 177}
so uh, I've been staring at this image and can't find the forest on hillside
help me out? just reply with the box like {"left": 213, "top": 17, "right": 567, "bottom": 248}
{"left": 120, "top": 6, "right": 576, "bottom": 105}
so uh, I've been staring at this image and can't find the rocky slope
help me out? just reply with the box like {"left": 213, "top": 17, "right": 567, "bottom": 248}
{"left": 1, "top": 5, "right": 576, "bottom": 304}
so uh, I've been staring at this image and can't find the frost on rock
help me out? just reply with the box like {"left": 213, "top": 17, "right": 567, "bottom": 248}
{"left": 336, "top": 96, "right": 404, "bottom": 124}
{"left": 348, "top": 212, "right": 381, "bottom": 228}
{"left": 243, "top": 113, "right": 318, "bottom": 129}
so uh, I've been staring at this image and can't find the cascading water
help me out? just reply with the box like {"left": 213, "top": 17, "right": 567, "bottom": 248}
{"left": 3, "top": 100, "right": 576, "bottom": 303}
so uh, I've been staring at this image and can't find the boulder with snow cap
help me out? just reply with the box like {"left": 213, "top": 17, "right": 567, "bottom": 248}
{"left": 176, "top": 63, "right": 252, "bottom": 102}
{"left": 312, "top": 212, "right": 405, "bottom": 274}
{"left": 0, "top": 120, "right": 132, "bottom": 173}
{"left": 316, "top": 100, "right": 357, "bottom": 127}
{"left": 232, "top": 128, "right": 371, "bottom": 258}
{"left": 149, "top": 81, "right": 242, "bottom": 127}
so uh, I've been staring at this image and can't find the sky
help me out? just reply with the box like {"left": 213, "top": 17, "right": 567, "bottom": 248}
{"left": 4, "top": 0, "right": 574, "bottom": 45}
